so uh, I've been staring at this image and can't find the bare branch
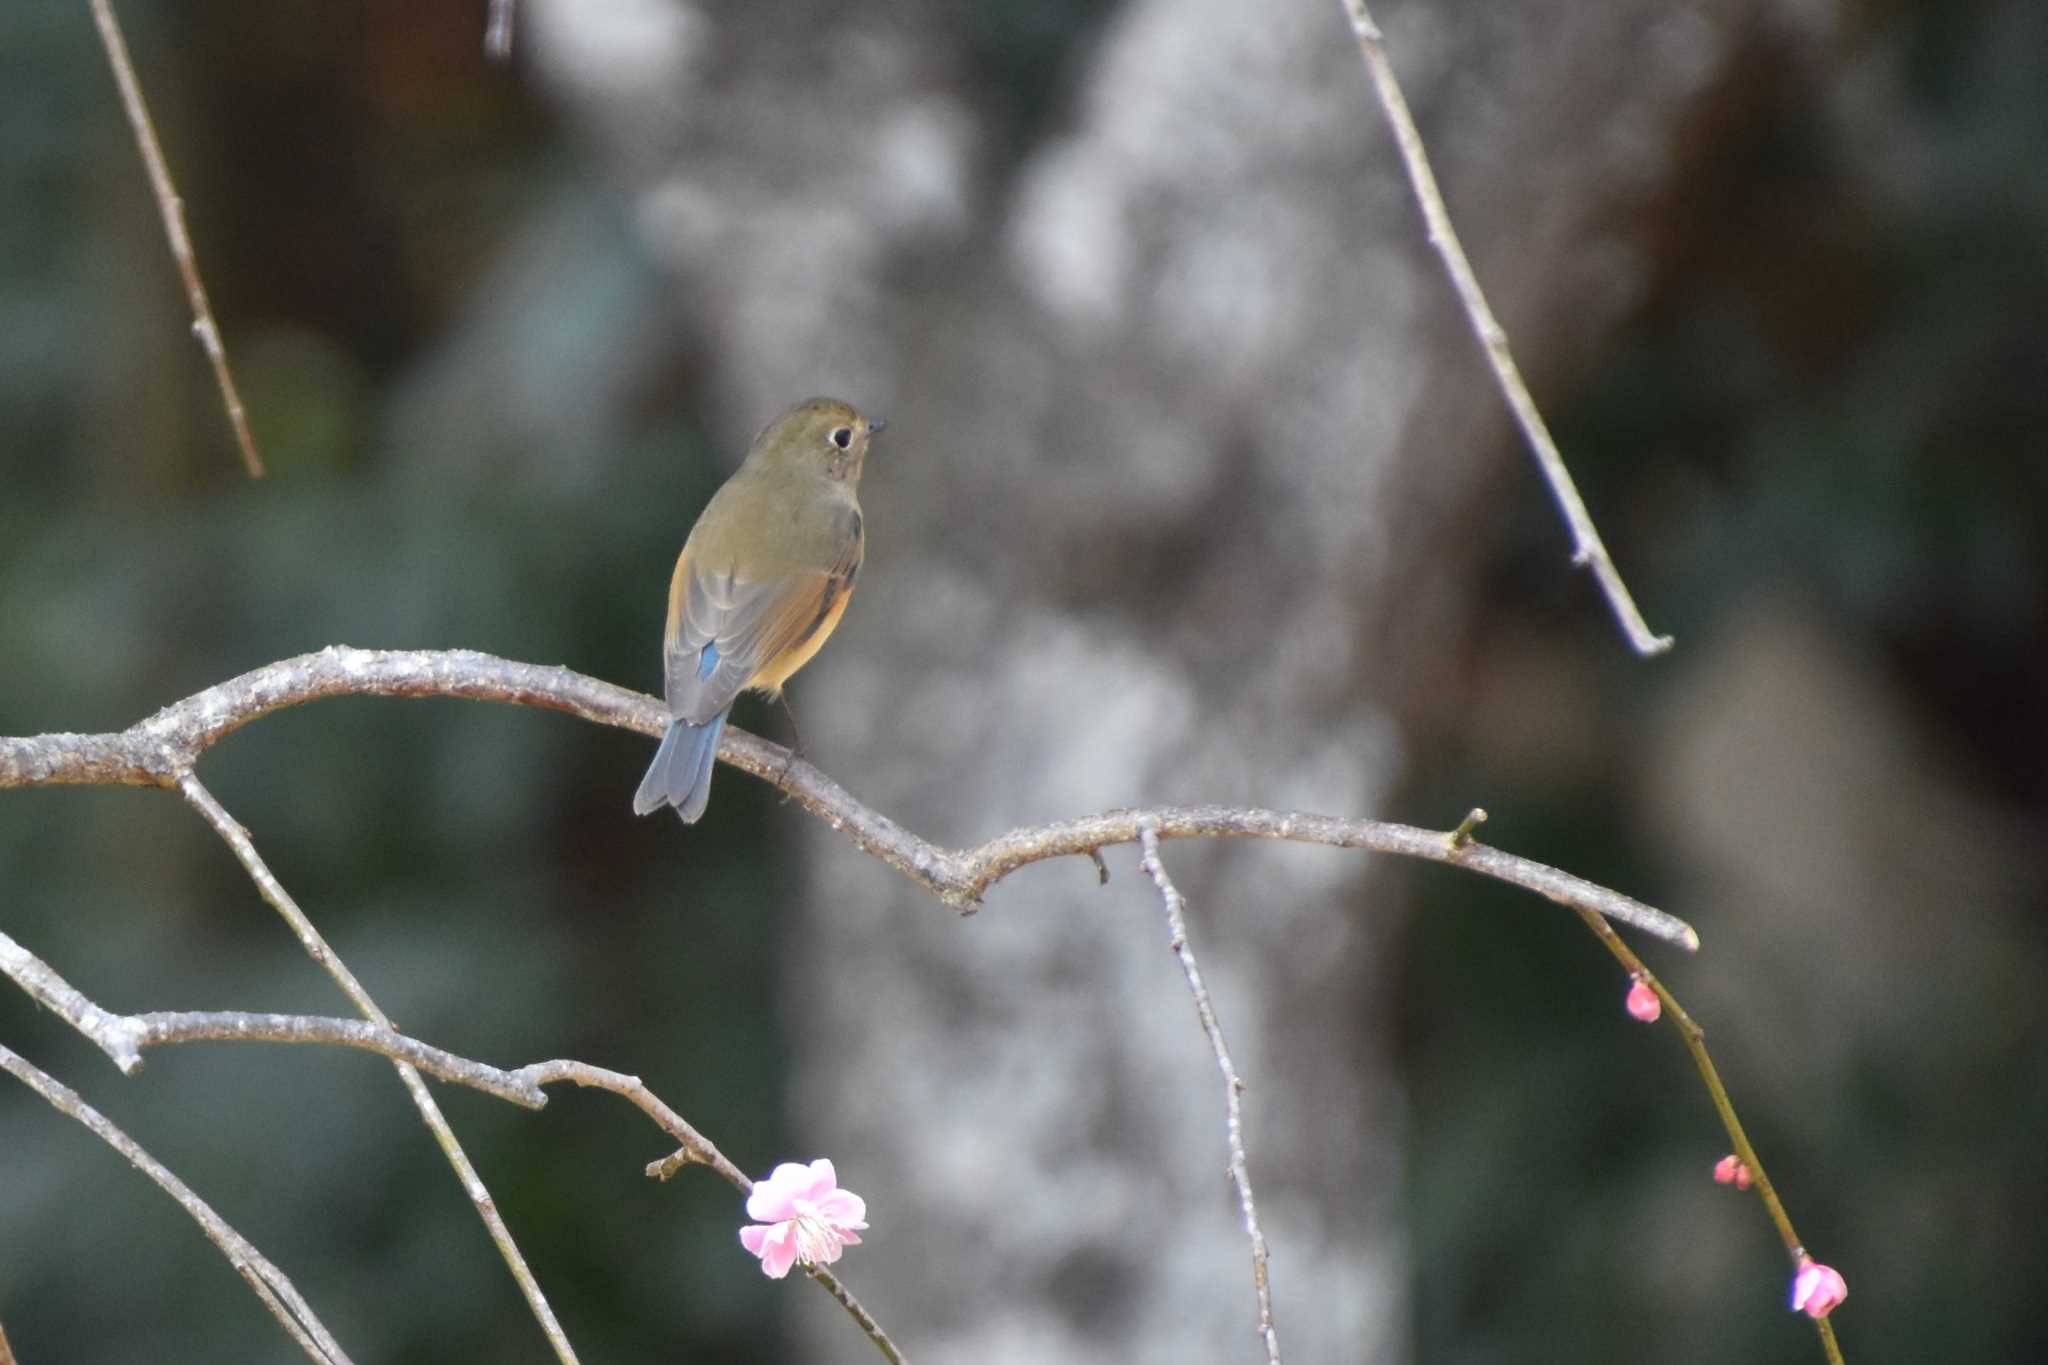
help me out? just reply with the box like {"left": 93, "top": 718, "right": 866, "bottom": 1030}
{"left": 0, "top": 648, "right": 1698, "bottom": 950}
{"left": 0, "top": 1315, "right": 18, "bottom": 1365}
{"left": 121, "top": 1012, "right": 542, "bottom": 1104}
{"left": 1137, "top": 823, "right": 1277, "bottom": 1364}
{"left": 801, "top": 1264, "right": 911, "bottom": 1365}
{"left": 1336, "top": 0, "right": 1672, "bottom": 657}
{"left": 88, "top": 0, "right": 266, "bottom": 479}
{"left": 175, "top": 772, "right": 584, "bottom": 1365}
{"left": 0, "top": 929, "right": 147, "bottom": 1072}
{"left": 0, "top": 1044, "right": 351, "bottom": 1364}
{"left": 934, "top": 805, "right": 1697, "bottom": 949}
{"left": 0, "top": 933, "right": 785, "bottom": 1141}
{"left": 516, "top": 1060, "right": 747, "bottom": 1183}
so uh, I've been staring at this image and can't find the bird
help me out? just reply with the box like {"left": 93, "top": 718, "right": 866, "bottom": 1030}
{"left": 633, "top": 397, "right": 882, "bottom": 823}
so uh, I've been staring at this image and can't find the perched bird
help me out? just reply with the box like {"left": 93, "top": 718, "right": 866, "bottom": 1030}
{"left": 634, "top": 397, "right": 881, "bottom": 823}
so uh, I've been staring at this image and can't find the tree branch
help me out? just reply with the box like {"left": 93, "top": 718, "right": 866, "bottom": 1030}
{"left": 799, "top": 1263, "right": 910, "bottom": 1365}
{"left": 1336, "top": 0, "right": 1672, "bottom": 657}
{"left": 174, "top": 770, "right": 584, "bottom": 1365}
{"left": 0, "top": 932, "right": 552, "bottom": 1102}
{"left": 0, "top": 1044, "right": 351, "bottom": 1365}
{"left": 0, "top": 647, "right": 1698, "bottom": 950}
{"left": 88, "top": 0, "right": 265, "bottom": 479}
{"left": 1, "top": 645, "right": 1693, "bottom": 1361}
{"left": 0, "top": 928, "right": 149, "bottom": 1072}
{"left": 123, "top": 1012, "right": 540, "bottom": 1104}
{"left": 1138, "top": 823, "right": 1278, "bottom": 1364}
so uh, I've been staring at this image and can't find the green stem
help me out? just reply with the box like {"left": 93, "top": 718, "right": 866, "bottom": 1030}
{"left": 1573, "top": 906, "right": 1846, "bottom": 1365}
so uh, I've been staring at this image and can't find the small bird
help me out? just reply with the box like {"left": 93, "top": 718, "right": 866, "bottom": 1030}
{"left": 634, "top": 397, "right": 882, "bottom": 823}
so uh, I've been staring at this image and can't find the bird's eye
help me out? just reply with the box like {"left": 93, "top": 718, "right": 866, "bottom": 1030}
{"left": 830, "top": 427, "right": 853, "bottom": 450}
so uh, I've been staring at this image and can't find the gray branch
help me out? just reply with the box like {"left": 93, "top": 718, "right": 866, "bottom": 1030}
{"left": 172, "top": 769, "right": 583, "bottom": 1365}
{"left": 0, "top": 937, "right": 552, "bottom": 1103}
{"left": 0, "top": 647, "right": 1698, "bottom": 950}
{"left": 0, "top": 1043, "right": 352, "bottom": 1365}
{"left": 1138, "top": 823, "right": 1278, "bottom": 1364}
{"left": 124, "top": 1013, "right": 541, "bottom": 1105}
{"left": 88, "top": 0, "right": 265, "bottom": 479}
{"left": 1337, "top": 0, "right": 1672, "bottom": 658}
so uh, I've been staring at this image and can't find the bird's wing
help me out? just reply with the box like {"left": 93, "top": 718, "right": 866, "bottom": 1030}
{"left": 663, "top": 527, "right": 860, "bottom": 723}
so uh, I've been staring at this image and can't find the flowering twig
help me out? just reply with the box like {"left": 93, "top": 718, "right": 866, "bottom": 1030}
{"left": 1138, "top": 823, "right": 1278, "bottom": 1364}
{"left": 0, "top": 929, "right": 907, "bottom": 1361}
{"left": 1336, "top": 0, "right": 1670, "bottom": 657}
{"left": 541, "top": 1067, "right": 904, "bottom": 1363}
{"left": 0, "top": 1043, "right": 351, "bottom": 1365}
{"left": 175, "top": 771, "right": 583, "bottom": 1365}
{"left": 1579, "top": 907, "right": 1846, "bottom": 1365}
{"left": 0, "top": 648, "right": 1699, "bottom": 951}
{"left": 87, "top": 0, "right": 265, "bottom": 479}
{"left": 592, "top": 1075, "right": 907, "bottom": 1362}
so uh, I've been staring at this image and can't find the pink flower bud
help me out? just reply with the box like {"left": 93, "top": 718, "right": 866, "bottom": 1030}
{"left": 1790, "top": 1256, "right": 1847, "bottom": 1319}
{"left": 1713, "top": 1155, "right": 1753, "bottom": 1189}
{"left": 1625, "top": 980, "right": 1661, "bottom": 1023}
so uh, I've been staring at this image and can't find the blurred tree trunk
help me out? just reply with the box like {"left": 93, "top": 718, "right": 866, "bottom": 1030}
{"left": 531, "top": 0, "right": 1778, "bottom": 1357}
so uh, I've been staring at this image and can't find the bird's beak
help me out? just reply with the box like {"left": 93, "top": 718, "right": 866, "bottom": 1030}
{"left": 867, "top": 416, "right": 888, "bottom": 436}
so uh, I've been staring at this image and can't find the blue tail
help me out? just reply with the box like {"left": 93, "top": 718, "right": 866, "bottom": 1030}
{"left": 632, "top": 709, "right": 730, "bottom": 823}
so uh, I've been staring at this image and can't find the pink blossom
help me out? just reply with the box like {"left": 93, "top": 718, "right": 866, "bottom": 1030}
{"left": 1625, "top": 980, "right": 1661, "bottom": 1023}
{"left": 1790, "top": 1256, "right": 1848, "bottom": 1319}
{"left": 1713, "top": 1155, "right": 1753, "bottom": 1190}
{"left": 739, "top": 1159, "right": 868, "bottom": 1279}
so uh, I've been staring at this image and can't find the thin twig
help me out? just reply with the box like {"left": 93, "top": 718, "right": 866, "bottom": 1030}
{"left": 0, "top": 929, "right": 148, "bottom": 1072}
{"left": 175, "top": 772, "right": 583, "bottom": 1365}
{"left": 0, "top": 647, "right": 1698, "bottom": 950}
{"left": 88, "top": 0, "right": 265, "bottom": 479}
{"left": 0, "top": 1044, "right": 352, "bottom": 1365}
{"left": 484, "top": 0, "right": 515, "bottom": 61}
{"left": 0, "top": 1316, "right": 18, "bottom": 1365}
{"left": 521, "top": 1060, "right": 748, "bottom": 1185}
{"left": 0, "top": 937, "right": 550, "bottom": 1102}
{"left": 1337, "top": 0, "right": 1670, "bottom": 657}
{"left": 802, "top": 1264, "right": 911, "bottom": 1365}
{"left": 1575, "top": 908, "right": 1847, "bottom": 1365}
{"left": 1138, "top": 822, "right": 1278, "bottom": 1364}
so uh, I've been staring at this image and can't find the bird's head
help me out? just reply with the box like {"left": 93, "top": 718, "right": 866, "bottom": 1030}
{"left": 747, "top": 397, "right": 885, "bottom": 484}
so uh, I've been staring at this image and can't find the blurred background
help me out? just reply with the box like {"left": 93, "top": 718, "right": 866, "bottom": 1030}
{"left": 2, "top": 0, "right": 2043, "bottom": 1361}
